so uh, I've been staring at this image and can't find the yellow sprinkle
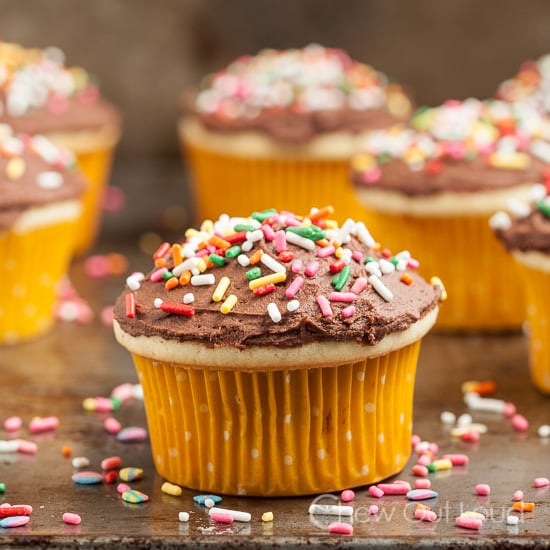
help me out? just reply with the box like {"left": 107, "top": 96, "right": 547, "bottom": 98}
{"left": 461, "top": 511, "right": 485, "bottom": 520}
{"left": 212, "top": 276, "right": 230, "bottom": 302}
{"left": 301, "top": 218, "right": 312, "bottom": 227}
{"left": 261, "top": 511, "right": 274, "bottom": 522}
{"left": 335, "top": 246, "right": 344, "bottom": 259}
{"left": 82, "top": 397, "right": 96, "bottom": 411}
{"left": 196, "top": 257, "right": 208, "bottom": 273}
{"left": 430, "top": 276, "right": 447, "bottom": 302}
{"left": 248, "top": 271, "right": 286, "bottom": 290}
{"left": 220, "top": 294, "right": 238, "bottom": 314}
{"left": 185, "top": 228, "right": 200, "bottom": 238}
{"left": 6, "top": 157, "right": 25, "bottom": 180}
{"left": 488, "top": 152, "right": 530, "bottom": 169}
{"left": 351, "top": 153, "right": 375, "bottom": 171}
{"left": 325, "top": 220, "right": 338, "bottom": 229}
{"left": 200, "top": 219, "right": 214, "bottom": 233}
{"left": 161, "top": 481, "right": 182, "bottom": 497}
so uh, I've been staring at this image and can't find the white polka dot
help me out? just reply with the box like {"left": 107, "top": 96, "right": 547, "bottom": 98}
{"left": 284, "top": 413, "right": 292, "bottom": 424}
{"left": 395, "top": 454, "right": 401, "bottom": 465}
{"left": 364, "top": 402, "right": 375, "bottom": 413}
{"left": 380, "top": 374, "right": 386, "bottom": 385}
{"left": 199, "top": 404, "right": 209, "bottom": 414}
{"left": 345, "top": 430, "right": 352, "bottom": 441}
{"left": 206, "top": 462, "right": 214, "bottom": 472}
{"left": 175, "top": 372, "right": 186, "bottom": 382}
{"left": 317, "top": 449, "right": 326, "bottom": 460}
{"left": 234, "top": 395, "right": 241, "bottom": 405}
{"left": 39, "top": 273, "right": 52, "bottom": 287}
{"left": 156, "top": 453, "right": 163, "bottom": 465}
{"left": 237, "top": 486, "right": 247, "bottom": 495}
{"left": 406, "top": 373, "right": 412, "bottom": 382}
{"left": 184, "top": 431, "right": 192, "bottom": 441}
{"left": 284, "top": 374, "right": 291, "bottom": 384}
{"left": 399, "top": 413, "right": 405, "bottom": 425}
{"left": 5, "top": 259, "right": 15, "bottom": 271}
{"left": 168, "top": 397, "right": 173, "bottom": 406}
{"left": 138, "top": 371, "right": 144, "bottom": 381}
{"left": 223, "top": 430, "right": 230, "bottom": 441}
{"left": 24, "top": 304, "right": 36, "bottom": 317}
{"left": 283, "top": 455, "right": 293, "bottom": 465}
{"left": 251, "top": 448, "right": 259, "bottom": 459}
{"left": 12, "top": 285, "right": 26, "bottom": 298}
{"left": 168, "top": 447, "right": 179, "bottom": 457}
{"left": 378, "top": 433, "right": 384, "bottom": 444}
{"left": 312, "top": 406, "right": 320, "bottom": 417}
{"left": 360, "top": 464, "right": 370, "bottom": 476}
{"left": 356, "top": 372, "right": 365, "bottom": 382}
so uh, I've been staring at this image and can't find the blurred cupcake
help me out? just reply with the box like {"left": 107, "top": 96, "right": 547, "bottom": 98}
{"left": 113, "top": 206, "right": 443, "bottom": 496}
{"left": 0, "top": 41, "right": 121, "bottom": 254}
{"left": 492, "top": 183, "right": 550, "bottom": 393}
{"left": 0, "top": 124, "right": 85, "bottom": 344}
{"left": 350, "top": 98, "right": 549, "bottom": 331}
{"left": 179, "top": 44, "right": 412, "bottom": 223}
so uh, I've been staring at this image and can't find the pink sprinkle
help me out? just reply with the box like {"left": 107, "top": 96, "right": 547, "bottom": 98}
{"left": 93, "top": 397, "right": 115, "bottom": 412}
{"left": 411, "top": 434, "right": 421, "bottom": 447}
{"left": 16, "top": 439, "right": 38, "bottom": 455}
{"left": 29, "top": 416, "right": 59, "bottom": 433}
{"left": 442, "top": 454, "right": 469, "bottom": 466}
{"left": 111, "top": 383, "right": 134, "bottom": 402}
{"left": 456, "top": 516, "right": 483, "bottom": 530}
{"left": 291, "top": 259, "right": 302, "bottom": 273}
{"left": 3, "top": 416, "right": 22, "bottom": 432}
{"left": 117, "top": 483, "right": 131, "bottom": 494}
{"left": 511, "top": 413, "right": 528, "bottom": 432}
{"left": 368, "top": 505, "right": 379, "bottom": 515}
{"left": 460, "top": 430, "right": 480, "bottom": 442}
{"left": 328, "top": 292, "right": 356, "bottom": 303}
{"left": 352, "top": 251, "right": 363, "bottom": 262}
{"left": 104, "top": 417, "right": 122, "bottom": 434}
{"left": 504, "top": 402, "right": 516, "bottom": 417}
{"left": 102, "top": 185, "right": 126, "bottom": 212}
{"left": 350, "top": 277, "right": 368, "bottom": 295}
{"left": 513, "top": 490, "right": 524, "bottom": 501}
{"left": 316, "top": 296, "right": 333, "bottom": 317}
{"left": 368, "top": 485, "right": 384, "bottom": 498}
{"left": 412, "top": 465, "right": 429, "bottom": 477}
{"left": 475, "top": 484, "right": 491, "bottom": 496}
{"left": 417, "top": 455, "right": 432, "bottom": 466}
{"left": 328, "top": 522, "right": 353, "bottom": 535}
{"left": 428, "top": 442, "right": 439, "bottom": 455}
{"left": 150, "top": 267, "right": 168, "bottom": 282}
{"left": 415, "top": 479, "right": 431, "bottom": 489}
{"left": 407, "top": 258, "right": 420, "bottom": 270}
{"left": 62, "top": 512, "right": 81, "bottom": 525}
{"left": 341, "top": 305, "right": 356, "bottom": 319}
{"left": 100, "top": 456, "right": 122, "bottom": 471}
{"left": 116, "top": 426, "right": 148, "bottom": 443}
{"left": 210, "top": 512, "right": 234, "bottom": 523}
{"left": 274, "top": 230, "right": 287, "bottom": 253}
{"left": 340, "top": 489, "right": 355, "bottom": 502}
{"left": 305, "top": 261, "right": 320, "bottom": 277}
{"left": 534, "top": 477, "right": 550, "bottom": 488}
{"left": 261, "top": 224, "right": 276, "bottom": 241}
{"left": 100, "top": 306, "right": 114, "bottom": 326}
{"left": 415, "top": 508, "right": 437, "bottom": 522}
{"left": 317, "top": 245, "right": 335, "bottom": 258}
{"left": 285, "top": 276, "right": 304, "bottom": 299}
{"left": 377, "top": 482, "right": 410, "bottom": 495}
{"left": 84, "top": 255, "right": 109, "bottom": 278}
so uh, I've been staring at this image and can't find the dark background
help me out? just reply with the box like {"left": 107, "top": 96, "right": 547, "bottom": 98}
{"left": 2, "top": 0, "right": 550, "bottom": 236}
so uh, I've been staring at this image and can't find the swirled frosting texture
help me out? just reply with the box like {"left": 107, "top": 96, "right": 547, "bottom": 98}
{"left": 182, "top": 44, "right": 412, "bottom": 143}
{"left": 113, "top": 207, "right": 442, "bottom": 349}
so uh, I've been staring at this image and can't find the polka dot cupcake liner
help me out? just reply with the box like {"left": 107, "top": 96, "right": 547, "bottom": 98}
{"left": 0, "top": 216, "right": 79, "bottom": 344}
{"left": 181, "top": 141, "right": 368, "bottom": 224}
{"left": 131, "top": 340, "right": 422, "bottom": 497}
{"left": 514, "top": 260, "right": 550, "bottom": 394}
{"left": 356, "top": 208, "right": 526, "bottom": 331}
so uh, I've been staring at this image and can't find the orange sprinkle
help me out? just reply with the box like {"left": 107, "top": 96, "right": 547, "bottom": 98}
{"left": 316, "top": 238, "right": 330, "bottom": 248}
{"left": 179, "top": 271, "right": 192, "bottom": 285}
{"left": 249, "top": 250, "right": 263, "bottom": 264}
{"left": 154, "top": 258, "right": 166, "bottom": 269}
{"left": 461, "top": 380, "right": 496, "bottom": 396}
{"left": 165, "top": 277, "right": 180, "bottom": 290}
{"left": 309, "top": 206, "right": 334, "bottom": 221}
{"left": 416, "top": 503, "right": 429, "bottom": 510}
{"left": 208, "top": 235, "right": 231, "bottom": 250}
{"left": 171, "top": 244, "right": 183, "bottom": 266}
{"left": 62, "top": 445, "right": 72, "bottom": 458}
{"left": 106, "top": 253, "right": 128, "bottom": 275}
{"left": 400, "top": 273, "right": 413, "bottom": 285}
{"left": 513, "top": 502, "right": 535, "bottom": 512}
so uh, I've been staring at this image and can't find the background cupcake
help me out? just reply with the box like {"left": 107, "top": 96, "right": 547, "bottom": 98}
{"left": 179, "top": 44, "right": 412, "bottom": 224}
{"left": 492, "top": 183, "right": 550, "bottom": 393}
{"left": 350, "top": 98, "right": 549, "bottom": 331}
{"left": 0, "top": 124, "right": 85, "bottom": 344}
{"left": 113, "top": 205, "right": 442, "bottom": 496}
{"left": 0, "top": 41, "right": 121, "bottom": 254}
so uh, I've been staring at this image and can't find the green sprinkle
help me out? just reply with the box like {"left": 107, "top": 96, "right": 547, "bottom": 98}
{"left": 251, "top": 208, "right": 277, "bottom": 222}
{"left": 426, "top": 464, "right": 437, "bottom": 473}
{"left": 246, "top": 267, "right": 262, "bottom": 280}
{"left": 162, "top": 271, "right": 174, "bottom": 280}
{"left": 286, "top": 225, "right": 326, "bottom": 241}
{"left": 234, "top": 224, "right": 256, "bottom": 232}
{"left": 332, "top": 265, "right": 350, "bottom": 291}
{"left": 376, "top": 153, "right": 392, "bottom": 165}
{"left": 0, "top": 482, "right": 5, "bottom": 493}
{"left": 225, "top": 245, "right": 241, "bottom": 259}
{"left": 363, "top": 256, "right": 375, "bottom": 264}
{"left": 110, "top": 397, "right": 122, "bottom": 411}
{"left": 209, "top": 254, "right": 226, "bottom": 267}
{"left": 389, "top": 258, "right": 399, "bottom": 266}
{"left": 536, "top": 199, "right": 550, "bottom": 218}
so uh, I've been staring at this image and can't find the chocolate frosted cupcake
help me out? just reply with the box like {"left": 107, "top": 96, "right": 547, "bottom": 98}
{"left": 351, "top": 98, "right": 549, "bottom": 331}
{"left": 0, "top": 124, "right": 85, "bottom": 344}
{"left": 492, "top": 184, "right": 550, "bottom": 393}
{"left": 179, "top": 44, "right": 412, "bottom": 223}
{"left": 0, "top": 41, "right": 121, "bottom": 254}
{"left": 113, "top": 206, "right": 443, "bottom": 496}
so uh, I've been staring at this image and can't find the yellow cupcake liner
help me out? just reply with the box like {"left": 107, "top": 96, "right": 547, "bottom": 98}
{"left": 359, "top": 209, "right": 525, "bottom": 331}
{"left": 515, "top": 262, "right": 550, "bottom": 394}
{"left": 131, "top": 340, "right": 421, "bottom": 497}
{"left": 72, "top": 146, "right": 116, "bottom": 255}
{"left": 183, "top": 143, "right": 367, "bottom": 223}
{"left": 0, "top": 219, "right": 78, "bottom": 344}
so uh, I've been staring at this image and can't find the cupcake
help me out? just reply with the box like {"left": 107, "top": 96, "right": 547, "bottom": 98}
{"left": 113, "top": 206, "right": 443, "bottom": 496}
{"left": 350, "top": 98, "right": 549, "bottom": 331}
{"left": 492, "top": 183, "right": 550, "bottom": 393}
{"left": 0, "top": 124, "right": 85, "bottom": 344}
{"left": 179, "top": 44, "right": 412, "bottom": 224}
{"left": 0, "top": 41, "right": 121, "bottom": 254}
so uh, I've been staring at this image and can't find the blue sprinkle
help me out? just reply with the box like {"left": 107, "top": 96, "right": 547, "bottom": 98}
{"left": 406, "top": 489, "right": 439, "bottom": 500}
{"left": 193, "top": 494, "right": 222, "bottom": 505}
{"left": 0, "top": 516, "right": 31, "bottom": 528}
{"left": 71, "top": 471, "right": 103, "bottom": 484}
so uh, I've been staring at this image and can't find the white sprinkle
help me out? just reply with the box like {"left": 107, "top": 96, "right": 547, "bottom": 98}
{"left": 531, "top": 183, "right": 547, "bottom": 202}
{"left": 336, "top": 218, "right": 355, "bottom": 245}
{"left": 204, "top": 498, "right": 215, "bottom": 509}
{"left": 440, "top": 411, "right": 456, "bottom": 424}
{"left": 355, "top": 221, "right": 376, "bottom": 247}
{"left": 530, "top": 139, "right": 550, "bottom": 163}
{"left": 241, "top": 240, "right": 253, "bottom": 252}
{"left": 464, "top": 392, "right": 506, "bottom": 414}
{"left": 368, "top": 275, "right": 393, "bottom": 301}
{"left": 261, "top": 253, "right": 286, "bottom": 273}
{"left": 456, "top": 413, "right": 473, "bottom": 427}
{"left": 191, "top": 274, "right": 216, "bottom": 286}
{"left": 267, "top": 302, "right": 282, "bottom": 323}
{"left": 237, "top": 254, "right": 250, "bottom": 267}
{"left": 489, "top": 211, "right": 512, "bottom": 230}
{"left": 365, "top": 262, "right": 382, "bottom": 277}
{"left": 507, "top": 198, "right": 531, "bottom": 218}
{"left": 71, "top": 456, "right": 90, "bottom": 468}
{"left": 36, "top": 171, "right": 63, "bottom": 189}
{"left": 507, "top": 515, "right": 519, "bottom": 526}
{"left": 245, "top": 229, "right": 264, "bottom": 242}
{"left": 172, "top": 257, "right": 200, "bottom": 277}
{"left": 308, "top": 504, "right": 354, "bottom": 517}
{"left": 183, "top": 293, "right": 195, "bottom": 304}
{"left": 395, "top": 259, "right": 408, "bottom": 271}
{"left": 0, "top": 440, "right": 19, "bottom": 453}
{"left": 287, "top": 299, "right": 300, "bottom": 312}
{"left": 132, "top": 384, "right": 144, "bottom": 400}
{"left": 378, "top": 259, "right": 395, "bottom": 274}
{"left": 154, "top": 298, "right": 164, "bottom": 308}
{"left": 394, "top": 250, "right": 411, "bottom": 260}
{"left": 285, "top": 231, "right": 315, "bottom": 250}
{"left": 538, "top": 424, "right": 550, "bottom": 438}
{"left": 178, "top": 511, "right": 190, "bottom": 522}
{"left": 208, "top": 507, "right": 251, "bottom": 522}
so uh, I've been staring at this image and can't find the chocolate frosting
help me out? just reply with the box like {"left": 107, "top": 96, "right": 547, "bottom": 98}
{"left": 114, "top": 210, "right": 442, "bottom": 349}
{"left": 0, "top": 130, "right": 86, "bottom": 230}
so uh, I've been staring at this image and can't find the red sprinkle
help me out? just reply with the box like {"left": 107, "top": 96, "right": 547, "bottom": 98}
{"left": 153, "top": 242, "right": 171, "bottom": 260}
{"left": 278, "top": 250, "right": 294, "bottom": 263}
{"left": 252, "top": 283, "right": 276, "bottom": 296}
{"left": 125, "top": 293, "right": 136, "bottom": 318}
{"left": 159, "top": 302, "right": 195, "bottom": 317}
{"left": 329, "top": 260, "right": 345, "bottom": 273}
